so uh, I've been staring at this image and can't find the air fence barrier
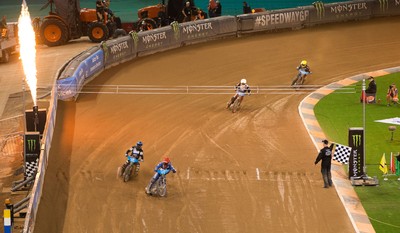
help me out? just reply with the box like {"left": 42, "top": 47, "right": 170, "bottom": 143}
{"left": 102, "top": 35, "right": 137, "bottom": 69}
{"left": 22, "top": 0, "right": 400, "bottom": 232}
{"left": 57, "top": 46, "right": 104, "bottom": 100}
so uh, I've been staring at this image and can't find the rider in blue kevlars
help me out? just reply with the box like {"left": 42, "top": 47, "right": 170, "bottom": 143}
{"left": 145, "top": 157, "right": 176, "bottom": 195}
{"left": 122, "top": 141, "right": 144, "bottom": 171}
{"left": 226, "top": 78, "right": 251, "bottom": 109}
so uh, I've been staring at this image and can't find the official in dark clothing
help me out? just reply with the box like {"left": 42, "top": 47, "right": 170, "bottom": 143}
{"left": 243, "top": 2, "right": 251, "bottom": 14}
{"left": 365, "top": 76, "right": 377, "bottom": 95}
{"left": 215, "top": 0, "right": 222, "bottom": 17}
{"left": 314, "top": 139, "right": 333, "bottom": 188}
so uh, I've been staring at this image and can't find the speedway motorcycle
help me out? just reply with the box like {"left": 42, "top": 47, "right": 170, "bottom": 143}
{"left": 148, "top": 169, "right": 169, "bottom": 197}
{"left": 118, "top": 155, "right": 142, "bottom": 182}
{"left": 291, "top": 69, "right": 311, "bottom": 86}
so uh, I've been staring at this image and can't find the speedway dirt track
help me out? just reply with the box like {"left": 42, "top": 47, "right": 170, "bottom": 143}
{"left": 33, "top": 17, "right": 400, "bottom": 233}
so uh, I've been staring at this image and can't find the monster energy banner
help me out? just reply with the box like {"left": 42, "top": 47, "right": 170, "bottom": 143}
{"left": 137, "top": 26, "right": 180, "bottom": 56}
{"left": 102, "top": 36, "right": 136, "bottom": 69}
{"left": 24, "top": 132, "right": 41, "bottom": 178}
{"left": 309, "top": 0, "right": 373, "bottom": 25}
{"left": 348, "top": 127, "right": 364, "bottom": 178}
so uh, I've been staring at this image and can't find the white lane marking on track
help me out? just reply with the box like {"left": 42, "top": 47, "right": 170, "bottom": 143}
{"left": 256, "top": 168, "right": 260, "bottom": 180}
{"left": 141, "top": 218, "right": 148, "bottom": 232}
{"left": 187, "top": 167, "right": 190, "bottom": 180}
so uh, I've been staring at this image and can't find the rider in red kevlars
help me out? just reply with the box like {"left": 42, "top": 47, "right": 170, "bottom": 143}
{"left": 226, "top": 78, "right": 251, "bottom": 109}
{"left": 145, "top": 157, "right": 177, "bottom": 195}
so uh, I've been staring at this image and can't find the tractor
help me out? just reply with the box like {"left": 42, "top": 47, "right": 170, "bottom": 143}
{"left": 131, "top": 0, "right": 197, "bottom": 32}
{"left": 37, "top": 0, "right": 118, "bottom": 46}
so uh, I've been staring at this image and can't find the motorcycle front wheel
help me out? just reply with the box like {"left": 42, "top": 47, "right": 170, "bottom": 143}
{"left": 231, "top": 97, "right": 241, "bottom": 113}
{"left": 123, "top": 165, "right": 133, "bottom": 182}
{"left": 291, "top": 76, "right": 299, "bottom": 86}
{"left": 157, "top": 178, "right": 167, "bottom": 197}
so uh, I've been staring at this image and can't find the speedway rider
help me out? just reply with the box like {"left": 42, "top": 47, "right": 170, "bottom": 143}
{"left": 226, "top": 78, "right": 251, "bottom": 109}
{"left": 122, "top": 141, "right": 144, "bottom": 172}
{"left": 296, "top": 60, "right": 311, "bottom": 79}
{"left": 145, "top": 157, "right": 177, "bottom": 195}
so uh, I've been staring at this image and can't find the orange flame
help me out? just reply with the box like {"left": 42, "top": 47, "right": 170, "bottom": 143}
{"left": 18, "top": 0, "right": 37, "bottom": 106}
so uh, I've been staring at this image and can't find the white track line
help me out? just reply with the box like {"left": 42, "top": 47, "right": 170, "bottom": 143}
{"left": 256, "top": 168, "right": 260, "bottom": 180}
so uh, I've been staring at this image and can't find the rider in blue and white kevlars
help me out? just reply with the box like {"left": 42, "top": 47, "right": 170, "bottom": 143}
{"left": 226, "top": 78, "right": 251, "bottom": 109}
{"left": 145, "top": 157, "right": 177, "bottom": 194}
{"left": 122, "top": 141, "right": 144, "bottom": 171}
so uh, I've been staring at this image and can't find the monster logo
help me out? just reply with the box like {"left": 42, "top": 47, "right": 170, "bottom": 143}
{"left": 129, "top": 31, "right": 139, "bottom": 49}
{"left": 379, "top": 0, "right": 389, "bottom": 12}
{"left": 101, "top": 41, "right": 109, "bottom": 60}
{"left": 352, "top": 134, "right": 362, "bottom": 147}
{"left": 170, "top": 21, "right": 180, "bottom": 41}
{"left": 27, "top": 139, "right": 36, "bottom": 152}
{"left": 313, "top": 1, "right": 325, "bottom": 19}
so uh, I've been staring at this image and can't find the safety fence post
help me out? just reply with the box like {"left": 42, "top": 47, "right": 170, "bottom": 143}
{"left": 4, "top": 208, "right": 12, "bottom": 233}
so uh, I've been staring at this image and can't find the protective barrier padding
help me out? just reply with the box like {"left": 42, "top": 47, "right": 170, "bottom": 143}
{"left": 103, "top": 36, "right": 136, "bottom": 69}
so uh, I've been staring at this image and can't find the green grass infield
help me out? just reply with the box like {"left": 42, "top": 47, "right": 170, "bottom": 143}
{"left": 314, "top": 72, "right": 400, "bottom": 233}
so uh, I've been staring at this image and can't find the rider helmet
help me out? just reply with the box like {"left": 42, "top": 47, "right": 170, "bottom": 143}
{"left": 240, "top": 78, "right": 247, "bottom": 84}
{"left": 301, "top": 60, "right": 307, "bottom": 67}
{"left": 163, "top": 157, "right": 170, "bottom": 164}
{"left": 136, "top": 141, "right": 143, "bottom": 147}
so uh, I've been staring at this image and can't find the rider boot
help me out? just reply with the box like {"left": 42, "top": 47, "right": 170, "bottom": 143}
{"left": 145, "top": 178, "right": 156, "bottom": 194}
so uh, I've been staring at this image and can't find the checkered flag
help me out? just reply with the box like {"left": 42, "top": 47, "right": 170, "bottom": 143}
{"left": 25, "top": 158, "right": 38, "bottom": 178}
{"left": 332, "top": 143, "right": 352, "bottom": 164}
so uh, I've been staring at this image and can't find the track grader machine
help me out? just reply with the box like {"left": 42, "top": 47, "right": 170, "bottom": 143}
{"left": 37, "top": 0, "right": 117, "bottom": 46}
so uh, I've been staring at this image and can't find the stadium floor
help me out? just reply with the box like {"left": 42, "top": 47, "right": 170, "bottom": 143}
{"left": 2, "top": 16, "right": 400, "bottom": 233}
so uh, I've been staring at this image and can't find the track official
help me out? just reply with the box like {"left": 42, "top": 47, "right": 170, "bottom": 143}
{"left": 314, "top": 139, "right": 333, "bottom": 188}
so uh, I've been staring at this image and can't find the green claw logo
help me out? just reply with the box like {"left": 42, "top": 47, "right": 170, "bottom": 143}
{"left": 313, "top": 1, "right": 325, "bottom": 19}
{"left": 379, "top": 0, "right": 389, "bottom": 12}
{"left": 101, "top": 41, "right": 109, "bottom": 60}
{"left": 27, "top": 139, "right": 36, "bottom": 152}
{"left": 170, "top": 21, "right": 180, "bottom": 41}
{"left": 352, "top": 134, "right": 361, "bottom": 147}
{"left": 130, "top": 31, "right": 139, "bottom": 49}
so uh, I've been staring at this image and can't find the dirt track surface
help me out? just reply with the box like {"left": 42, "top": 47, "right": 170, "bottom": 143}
{"left": 33, "top": 17, "right": 400, "bottom": 233}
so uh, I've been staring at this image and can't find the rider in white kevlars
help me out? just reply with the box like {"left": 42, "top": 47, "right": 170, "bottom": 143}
{"left": 145, "top": 157, "right": 177, "bottom": 194}
{"left": 226, "top": 78, "right": 251, "bottom": 109}
{"left": 122, "top": 141, "right": 144, "bottom": 171}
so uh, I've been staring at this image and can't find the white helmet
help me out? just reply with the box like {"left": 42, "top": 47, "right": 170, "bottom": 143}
{"left": 241, "top": 78, "right": 247, "bottom": 84}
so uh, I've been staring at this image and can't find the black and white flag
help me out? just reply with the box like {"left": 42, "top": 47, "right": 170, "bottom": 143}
{"left": 332, "top": 143, "right": 352, "bottom": 164}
